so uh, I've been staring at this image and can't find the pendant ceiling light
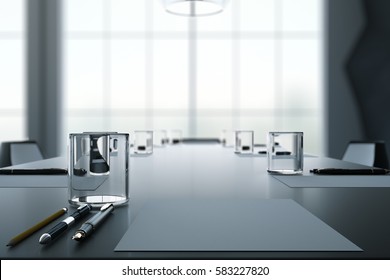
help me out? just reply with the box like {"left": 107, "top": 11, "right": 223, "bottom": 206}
{"left": 163, "top": 0, "right": 229, "bottom": 17}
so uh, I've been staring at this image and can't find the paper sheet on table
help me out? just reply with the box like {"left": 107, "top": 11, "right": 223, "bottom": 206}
{"left": 115, "top": 199, "right": 361, "bottom": 252}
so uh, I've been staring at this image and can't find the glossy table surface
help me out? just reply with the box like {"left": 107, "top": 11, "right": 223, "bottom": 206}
{"left": 1, "top": 143, "right": 390, "bottom": 259}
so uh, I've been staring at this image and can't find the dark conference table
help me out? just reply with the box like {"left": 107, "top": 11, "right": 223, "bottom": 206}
{"left": 1, "top": 143, "right": 390, "bottom": 259}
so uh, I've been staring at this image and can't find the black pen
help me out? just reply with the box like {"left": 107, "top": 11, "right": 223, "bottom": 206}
{"left": 0, "top": 168, "right": 68, "bottom": 175}
{"left": 39, "top": 204, "right": 92, "bottom": 244}
{"left": 310, "top": 168, "right": 390, "bottom": 175}
{"left": 72, "top": 203, "right": 114, "bottom": 241}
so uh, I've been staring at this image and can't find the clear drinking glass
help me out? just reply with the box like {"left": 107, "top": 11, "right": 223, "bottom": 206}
{"left": 170, "top": 129, "right": 182, "bottom": 144}
{"left": 68, "top": 132, "right": 129, "bottom": 207}
{"left": 235, "top": 130, "right": 254, "bottom": 154}
{"left": 153, "top": 130, "right": 168, "bottom": 147}
{"left": 134, "top": 130, "right": 153, "bottom": 154}
{"left": 221, "top": 129, "right": 235, "bottom": 147}
{"left": 267, "top": 132, "right": 303, "bottom": 174}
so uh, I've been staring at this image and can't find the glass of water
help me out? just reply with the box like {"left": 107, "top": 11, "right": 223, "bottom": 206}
{"left": 134, "top": 130, "right": 153, "bottom": 154}
{"left": 235, "top": 130, "right": 254, "bottom": 154}
{"left": 267, "top": 132, "right": 303, "bottom": 174}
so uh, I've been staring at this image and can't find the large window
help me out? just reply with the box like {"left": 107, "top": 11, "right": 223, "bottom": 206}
{"left": 0, "top": 0, "right": 25, "bottom": 141}
{"left": 63, "top": 0, "right": 323, "bottom": 154}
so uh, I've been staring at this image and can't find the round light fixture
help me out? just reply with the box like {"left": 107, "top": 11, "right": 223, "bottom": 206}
{"left": 163, "top": 0, "right": 229, "bottom": 17}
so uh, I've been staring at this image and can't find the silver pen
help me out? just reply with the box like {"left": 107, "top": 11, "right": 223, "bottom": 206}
{"left": 72, "top": 203, "right": 114, "bottom": 241}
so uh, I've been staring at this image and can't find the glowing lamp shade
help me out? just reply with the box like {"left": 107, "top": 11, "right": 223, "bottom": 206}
{"left": 163, "top": 0, "right": 228, "bottom": 17}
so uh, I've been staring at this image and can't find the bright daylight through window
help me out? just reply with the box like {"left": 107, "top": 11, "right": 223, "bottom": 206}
{"left": 63, "top": 0, "right": 323, "bottom": 155}
{"left": 0, "top": 0, "right": 25, "bottom": 141}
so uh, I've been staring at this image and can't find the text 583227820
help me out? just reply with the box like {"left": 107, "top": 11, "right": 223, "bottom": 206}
{"left": 215, "top": 267, "right": 270, "bottom": 276}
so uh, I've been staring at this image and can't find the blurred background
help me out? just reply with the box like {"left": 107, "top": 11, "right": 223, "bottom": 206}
{"left": 1, "top": 0, "right": 388, "bottom": 161}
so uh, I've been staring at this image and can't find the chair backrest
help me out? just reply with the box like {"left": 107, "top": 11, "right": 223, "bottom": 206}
{"left": 0, "top": 140, "right": 44, "bottom": 167}
{"left": 342, "top": 141, "right": 389, "bottom": 169}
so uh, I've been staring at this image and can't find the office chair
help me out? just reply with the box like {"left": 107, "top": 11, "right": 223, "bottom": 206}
{"left": 0, "top": 140, "right": 44, "bottom": 168}
{"left": 342, "top": 140, "right": 389, "bottom": 169}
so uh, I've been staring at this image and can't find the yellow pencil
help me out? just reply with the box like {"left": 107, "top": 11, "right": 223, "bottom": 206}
{"left": 6, "top": 207, "right": 68, "bottom": 247}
